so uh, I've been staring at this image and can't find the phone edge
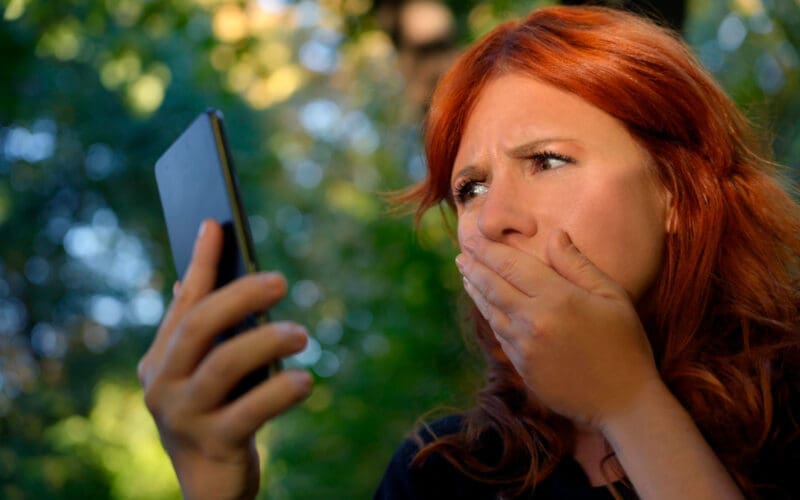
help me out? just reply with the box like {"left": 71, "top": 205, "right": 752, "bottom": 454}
{"left": 207, "top": 110, "right": 282, "bottom": 377}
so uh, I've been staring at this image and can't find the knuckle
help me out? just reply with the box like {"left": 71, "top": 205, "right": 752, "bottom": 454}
{"left": 483, "top": 284, "right": 500, "bottom": 305}
{"left": 529, "top": 313, "right": 551, "bottom": 336}
{"left": 481, "top": 306, "right": 496, "bottom": 326}
{"left": 213, "top": 414, "right": 241, "bottom": 445}
{"left": 496, "top": 255, "right": 518, "bottom": 280}
{"left": 184, "top": 371, "right": 211, "bottom": 403}
{"left": 143, "top": 383, "right": 163, "bottom": 415}
{"left": 137, "top": 356, "right": 151, "bottom": 387}
{"left": 475, "top": 277, "right": 492, "bottom": 299}
{"left": 204, "top": 348, "right": 236, "bottom": 381}
{"left": 160, "top": 405, "right": 188, "bottom": 434}
{"left": 173, "top": 285, "right": 200, "bottom": 309}
{"left": 178, "top": 311, "right": 203, "bottom": 340}
{"left": 158, "top": 392, "right": 198, "bottom": 435}
{"left": 575, "top": 255, "right": 593, "bottom": 274}
{"left": 609, "top": 281, "right": 628, "bottom": 299}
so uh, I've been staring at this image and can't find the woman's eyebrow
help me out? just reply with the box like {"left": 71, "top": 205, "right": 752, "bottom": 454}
{"left": 452, "top": 138, "right": 580, "bottom": 182}
{"left": 450, "top": 165, "right": 484, "bottom": 184}
{"left": 506, "top": 137, "right": 579, "bottom": 157}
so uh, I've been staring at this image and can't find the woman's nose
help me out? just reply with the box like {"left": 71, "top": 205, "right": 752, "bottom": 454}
{"left": 476, "top": 173, "right": 538, "bottom": 242}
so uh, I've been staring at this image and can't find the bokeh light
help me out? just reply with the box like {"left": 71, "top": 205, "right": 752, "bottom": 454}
{"left": 718, "top": 13, "right": 747, "bottom": 51}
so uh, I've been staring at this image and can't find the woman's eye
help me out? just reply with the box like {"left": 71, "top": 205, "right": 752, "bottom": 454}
{"left": 454, "top": 181, "right": 488, "bottom": 204}
{"left": 531, "top": 151, "right": 574, "bottom": 171}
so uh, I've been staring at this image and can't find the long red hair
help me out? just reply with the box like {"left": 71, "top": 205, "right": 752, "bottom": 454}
{"left": 402, "top": 5, "right": 800, "bottom": 497}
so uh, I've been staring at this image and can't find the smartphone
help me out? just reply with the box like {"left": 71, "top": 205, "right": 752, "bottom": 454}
{"left": 155, "top": 109, "right": 280, "bottom": 400}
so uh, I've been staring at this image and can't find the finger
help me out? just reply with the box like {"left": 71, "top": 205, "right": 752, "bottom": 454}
{"left": 140, "top": 220, "right": 222, "bottom": 386}
{"left": 494, "top": 333, "right": 521, "bottom": 370}
{"left": 546, "top": 229, "right": 620, "bottom": 298}
{"left": 462, "top": 275, "right": 513, "bottom": 341}
{"left": 462, "top": 237, "right": 560, "bottom": 297}
{"left": 214, "top": 369, "right": 313, "bottom": 444}
{"left": 169, "top": 219, "right": 223, "bottom": 315}
{"left": 457, "top": 252, "right": 527, "bottom": 313}
{"left": 151, "top": 220, "right": 222, "bottom": 348}
{"left": 188, "top": 322, "right": 308, "bottom": 409}
{"left": 160, "top": 272, "right": 288, "bottom": 379}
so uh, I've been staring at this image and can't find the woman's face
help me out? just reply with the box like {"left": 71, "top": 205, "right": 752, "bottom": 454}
{"left": 452, "top": 73, "right": 672, "bottom": 303}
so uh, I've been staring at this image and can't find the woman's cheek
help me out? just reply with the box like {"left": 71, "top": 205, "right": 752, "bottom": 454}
{"left": 456, "top": 215, "right": 479, "bottom": 249}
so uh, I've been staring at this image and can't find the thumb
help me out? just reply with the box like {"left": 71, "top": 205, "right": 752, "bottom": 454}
{"left": 547, "top": 229, "right": 618, "bottom": 297}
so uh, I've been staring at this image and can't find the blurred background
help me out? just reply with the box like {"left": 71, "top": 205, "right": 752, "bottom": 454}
{"left": 0, "top": 0, "right": 798, "bottom": 498}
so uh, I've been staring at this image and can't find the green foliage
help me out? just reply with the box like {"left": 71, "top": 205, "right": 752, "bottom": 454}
{"left": 0, "top": 0, "right": 797, "bottom": 498}
{"left": 685, "top": 0, "right": 800, "bottom": 170}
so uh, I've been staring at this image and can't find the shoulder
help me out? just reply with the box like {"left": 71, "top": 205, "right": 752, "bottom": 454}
{"left": 373, "top": 415, "right": 499, "bottom": 500}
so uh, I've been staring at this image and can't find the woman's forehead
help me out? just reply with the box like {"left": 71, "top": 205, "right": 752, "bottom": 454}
{"left": 453, "top": 74, "right": 637, "bottom": 167}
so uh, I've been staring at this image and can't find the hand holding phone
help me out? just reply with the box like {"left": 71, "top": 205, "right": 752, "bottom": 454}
{"left": 138, "top": 220, "right": 312, "bottom": 500}
{"left": 138, "top": 111, "right": 313, "bottom": 498}
{"left": 155, "top": 109, "right": 279, "bottom": 397}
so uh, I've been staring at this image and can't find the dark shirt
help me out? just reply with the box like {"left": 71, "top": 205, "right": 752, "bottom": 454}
{"left": 374, "top": 415, "right": 637, "bottom": 500}
{"left": 375, "top": 414, "right": 800, "bottom": 500}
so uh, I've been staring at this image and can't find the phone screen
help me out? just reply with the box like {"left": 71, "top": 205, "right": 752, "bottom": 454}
{"left": 155, "top": 109, "right": 279, "bottom": 398}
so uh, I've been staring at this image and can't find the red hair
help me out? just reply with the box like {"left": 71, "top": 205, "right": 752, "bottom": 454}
{"left": 403, "top": 5, "right": 800, "bottom": 497}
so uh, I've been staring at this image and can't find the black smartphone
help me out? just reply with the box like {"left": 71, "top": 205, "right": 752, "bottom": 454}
{"left": 155, "top": 109, "right": 280, "bottom": 399}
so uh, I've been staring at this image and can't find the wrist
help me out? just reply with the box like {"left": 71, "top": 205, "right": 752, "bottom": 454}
{"left": 596, "top": 376, "right": 676, "bottom": 439}
{"left": 594, "top": 378, "right": 745, "bottom": 499}
{"left": 171, "top": 446, "right": 260, "bottom": 500}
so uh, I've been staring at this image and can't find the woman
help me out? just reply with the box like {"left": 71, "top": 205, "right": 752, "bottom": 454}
{"left": 138, "top": 5, "right": 800, "bottom": 499}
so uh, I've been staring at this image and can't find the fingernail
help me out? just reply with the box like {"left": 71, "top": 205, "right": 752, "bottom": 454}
{"left": 192, "top": 221, "right": 208, "bottom": 254}
{"left": 277, "top": 322, "right": 291, "bottom": 333}
{"left": 462, "top": 276, "right": 472, "bottom": 291}
{"left": 293, "top": 371, "right": 313, "bottom": 391}
{"left": 276, "top": 323, "right": 307, "bottom": 348}
{"left": 261, "top": 274, "right": 288, "bottom": 297}
{"left": 455, "top": 254, "right": 465, "bottom": 273}
{"left": 291, "top": 325, "right": 308, "bottom": 347}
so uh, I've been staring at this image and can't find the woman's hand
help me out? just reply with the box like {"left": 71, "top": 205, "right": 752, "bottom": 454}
{"left": 138, "top": 219, "right": 313, "bottom": 500}
{"left": 456, "top": 229, "right": 660, "bottom": 428}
